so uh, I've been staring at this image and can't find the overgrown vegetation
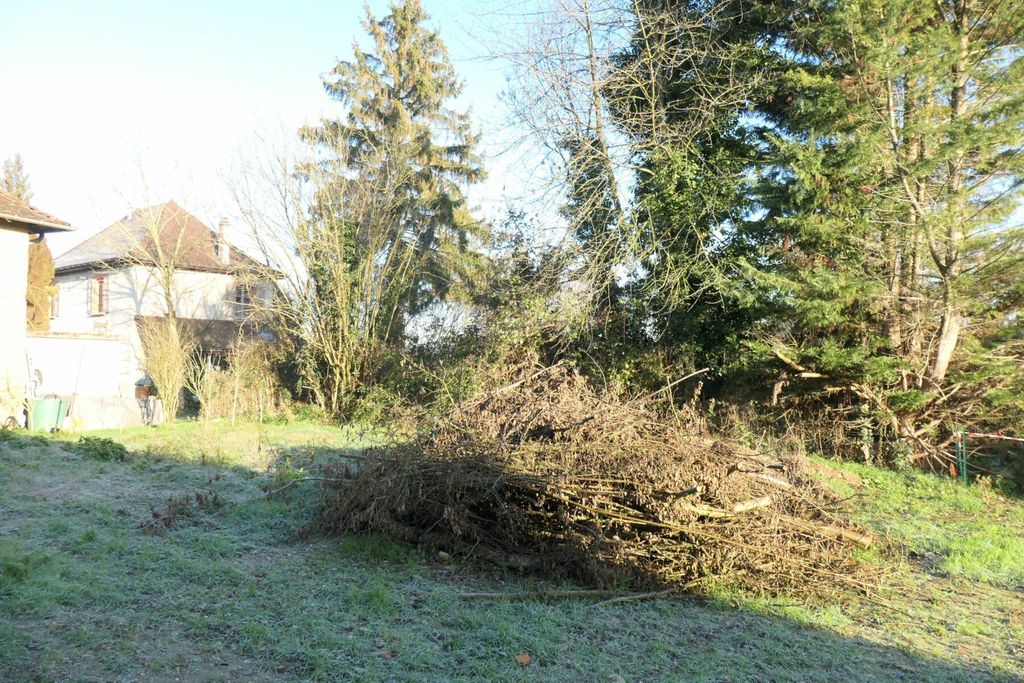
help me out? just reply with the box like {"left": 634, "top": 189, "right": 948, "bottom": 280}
{"left": 236, "top": 0, "right": 484, "bottom": 416}
{"left": 71, "top": 435, "right": 128, "bottom": 462}
{"left": 185, "top": 340, "right": 286, "bottom": 423}
{"left": 489, "top": 0, "right": 1024, "bottom": 471}
{"left": 221, "top": 0, "right": 1024, "bottom": 479}
{"left": 138, "top": 316, "right": 193, "bottom": 421}
{"left": 5, "top": 1, "right": 1023, "bottom": 678}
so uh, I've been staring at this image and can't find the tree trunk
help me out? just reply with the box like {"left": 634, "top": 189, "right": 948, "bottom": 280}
{"left": 929, "top": 293, "right": 960, "bottom": 384}
{"left": 926, "top": 0, "right": 970, "bottom": 387}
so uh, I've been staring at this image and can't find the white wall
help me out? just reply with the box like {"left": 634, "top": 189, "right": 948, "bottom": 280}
{"left": 0, "top": 228, "right": 29, "bottom": 423}
{"left": 25, "top": 332, "right": 149, "bottom": 430}
{"left": 26, "top": 332, "right": 142, "bottom": 399}
{"left": 49, "top": 269, "right": 134, "bottom": 337}
{"left": 51, "top": 265, "right": 271, "bottom": 338}
{"left": 39, "top": 265, "right": 272, "bottom": 427}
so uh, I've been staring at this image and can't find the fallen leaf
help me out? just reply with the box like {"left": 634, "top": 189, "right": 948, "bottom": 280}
{"left": 608, "top": 675, "right": 626, "bottom": 683}
{"left": 515, "top": 652, "right": 532, "bottom": 667}
{"left": 377, "top": 648, "right": 397, "bottom": 661}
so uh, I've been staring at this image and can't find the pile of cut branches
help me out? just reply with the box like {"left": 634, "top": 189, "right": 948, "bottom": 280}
{"left": 319, "top": 361, "right": 875, "bottom": 596}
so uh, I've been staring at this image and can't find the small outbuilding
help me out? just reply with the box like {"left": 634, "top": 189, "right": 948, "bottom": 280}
{"left": 0, "top": 190, "right": 73, "bottom": 426}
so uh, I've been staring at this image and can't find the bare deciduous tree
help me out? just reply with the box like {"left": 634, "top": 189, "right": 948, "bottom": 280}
{"left": 230, "top": 135, "right": 433, "bottom": 414}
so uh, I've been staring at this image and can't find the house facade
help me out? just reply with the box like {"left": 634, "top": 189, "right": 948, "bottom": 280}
{"left": 0, "top": 190, "right": 72, "bottom": 426}
{"left": 27, "top": 201, "right": 274, "bottom": 428}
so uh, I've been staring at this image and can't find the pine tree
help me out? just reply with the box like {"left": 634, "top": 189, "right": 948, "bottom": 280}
{"left": 290, "top": 0, "right": 485, "bottom": 413}
{"left": 604, "top": 0, "right": 769, "bottom": 375}
{"left": 608, "top": 0, "right": 1024, "bottom": 456}
{"left": 2, "top": 153, "right": 32, "bottom": 201}
{"left": 750, "top": 0, "right": 1024, "bottom": 387}
{"left": 301, "top": 0, "right": 485, "bottom": 329}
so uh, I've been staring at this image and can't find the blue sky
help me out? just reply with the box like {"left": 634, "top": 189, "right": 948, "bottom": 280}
{"left": 0, "top": 0, "right": 526, "bottom": 254}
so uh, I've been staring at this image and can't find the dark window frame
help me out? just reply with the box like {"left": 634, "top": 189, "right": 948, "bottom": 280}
{"left": 233, "top": 282, "right": 254, "bottom": 319}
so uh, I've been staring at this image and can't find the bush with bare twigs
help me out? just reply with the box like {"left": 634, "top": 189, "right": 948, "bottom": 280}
{"left": 138, "top": 317, "right": 194, "bottom": 422}
{"left": 186, "top": 341, "right": 286, "bottom": 423}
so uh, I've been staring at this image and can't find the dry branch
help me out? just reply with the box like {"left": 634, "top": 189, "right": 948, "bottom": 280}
{"left": 318, "top": 360, "right": 876, "bottom": 597}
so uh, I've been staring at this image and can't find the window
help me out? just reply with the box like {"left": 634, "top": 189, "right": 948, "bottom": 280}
{"left": 234, "top": 282, "right": 254, "bottom": 319}
{"left": 50, "top": 283, "right": 59, "bottom": 319}
{"left": 89, "top": 275, "right": 108, "bottom": 316}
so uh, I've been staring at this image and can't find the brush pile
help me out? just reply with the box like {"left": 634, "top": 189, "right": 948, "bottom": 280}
{"left": 320, "top": 362, "right": 874, "bottom": 596}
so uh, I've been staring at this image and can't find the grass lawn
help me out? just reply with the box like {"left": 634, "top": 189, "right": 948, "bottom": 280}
{"left": 1, "top": 421, "right": 1022, "bottom": 681}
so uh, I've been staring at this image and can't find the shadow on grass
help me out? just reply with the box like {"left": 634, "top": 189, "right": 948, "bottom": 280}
{"left": 266, "top": 442, "right": 1020, "bottom": 682}
{"left": 1, "top": 429, "right": 1018, "bottom": 681}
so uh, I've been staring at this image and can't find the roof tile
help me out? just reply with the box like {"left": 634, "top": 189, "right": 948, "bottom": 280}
{"left": 0, "top": 189, "right": 71, "bottom": 230}
{"left": 55, "top": 201, "right": 262, "bottom": 274}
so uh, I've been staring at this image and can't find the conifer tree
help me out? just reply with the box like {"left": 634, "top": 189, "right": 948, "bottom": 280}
{"left": 603, "top": 0, "right": 1024, "bottom": 455}
{"left": 2, "top": 153, "right": 32, "bottom": 201}
{"left": 281, "top": 0, "right": 485, "bottom": 413}
{"left": 301, "top": 0, "right": 485, "bottom": 332}
{"left": 749, "top": 0, "right": 1024, "bottom": 388}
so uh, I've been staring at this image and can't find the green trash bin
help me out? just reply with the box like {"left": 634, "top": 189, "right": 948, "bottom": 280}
{"left": 55, "top": 398, "right": 70, "bottom": 430}
{"left": 27, "top": 398, "right": 70, "bottom": 433}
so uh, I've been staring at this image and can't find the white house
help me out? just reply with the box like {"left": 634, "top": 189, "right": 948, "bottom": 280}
{"left": 27, "top": 201, "right": 274, "bottom": 429}
{"left": 0, "top": 190, "right": 73, "bottom": 426}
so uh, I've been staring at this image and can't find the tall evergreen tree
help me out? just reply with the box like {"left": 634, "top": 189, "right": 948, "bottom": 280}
{"left": 604, "top": 0, "right": 769, "bottom": 377}
{"left": 287, "top": 0, "right": 485, "bottom": 413}
{"left": 605, "top": 0, "right": 1024, "bottom": 456}
{"left": 747, "top": 0, "right": 1024, "bottom": 387}
{"left": 301, "top": 0, "right": 485, "bottom": 331}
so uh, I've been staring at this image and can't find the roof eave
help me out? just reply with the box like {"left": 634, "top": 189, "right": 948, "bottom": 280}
{"left": 54, "top": 258, "right": 124, "bottom": 275}
{"left": 0, "top": 213, "right": 74, "bottom": 233}
{"left": 54, "top": 259, "right": 275, "bottom": 278}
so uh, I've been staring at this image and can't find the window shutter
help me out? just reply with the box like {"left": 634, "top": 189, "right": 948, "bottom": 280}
{"left": 89, "top": 275, "right": 107, "bottom": 316}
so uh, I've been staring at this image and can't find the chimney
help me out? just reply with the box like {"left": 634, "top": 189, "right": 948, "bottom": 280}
{"left": 216, "top": 218, "right": 230, "bottom": 265}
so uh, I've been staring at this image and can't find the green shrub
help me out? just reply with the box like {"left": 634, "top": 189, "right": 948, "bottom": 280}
{"left": 0, "top": 430, "right": 49, "bottom": 449}
{"left": 72, "top": 436, "right": 129, "bottom": 462}
{"left": 0, "top": 550, "right": 50, "bottom": 587}
{"left": 351, "top": 385, "right": 406, "bottom": 425}
{"left": 286, "top": 403, "right": 331, "bottom": 424}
